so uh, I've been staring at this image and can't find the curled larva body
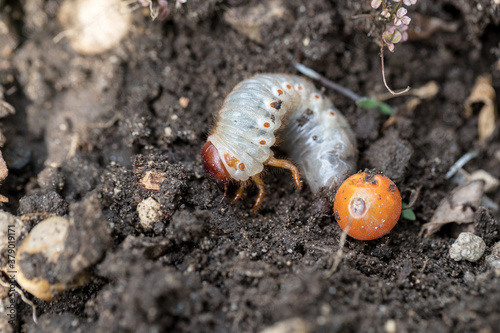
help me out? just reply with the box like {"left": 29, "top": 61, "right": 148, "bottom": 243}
{"left": 202, "top": 74, "right": 357, "bottom": 210}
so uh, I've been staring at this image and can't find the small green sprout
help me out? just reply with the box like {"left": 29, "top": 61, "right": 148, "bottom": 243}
{"left": 355, "top": 97, "right": 394, "bottom": 115}
{"left": 402, "top": 202, "right": 416, "bottom": 220}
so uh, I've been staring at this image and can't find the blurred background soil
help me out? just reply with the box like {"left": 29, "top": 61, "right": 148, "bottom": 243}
{"left": 1, "top": 0, "right": 500, "bottom": 332}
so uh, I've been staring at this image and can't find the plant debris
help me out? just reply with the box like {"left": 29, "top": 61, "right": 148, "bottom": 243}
{"left": 464, "top": 74, "right": 498, "bottom": 142}
{"left": 420, "top": 180, "right": 485, "bottom": 237}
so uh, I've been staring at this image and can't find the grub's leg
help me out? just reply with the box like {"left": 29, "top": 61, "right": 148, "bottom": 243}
{"left": 219, "top": 183, "right": 229, "bottom": 205}
{"left": 231, "top": 183, "right": 245, "bottom": 203}
{"left": 251, "top": 174, "right": 266, "bottom": 212}
{"left": 265, "top": 157, "right": 302, "bottom": 189}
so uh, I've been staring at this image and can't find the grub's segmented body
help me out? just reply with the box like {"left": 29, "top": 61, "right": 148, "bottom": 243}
{"left": 204, "top": 74, "right": 358, "bottom": 210}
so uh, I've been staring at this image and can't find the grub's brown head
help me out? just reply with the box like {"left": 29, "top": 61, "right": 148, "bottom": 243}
{"left": 201, "top": 141, "right": 230, "bottom": 188}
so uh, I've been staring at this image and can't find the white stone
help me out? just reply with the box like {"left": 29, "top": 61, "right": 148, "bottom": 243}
{"left": 449, "top": 232, "right": 486, "bottom": 262}
{"left": 137, "top": 197, "right": 163, "bottom": 230}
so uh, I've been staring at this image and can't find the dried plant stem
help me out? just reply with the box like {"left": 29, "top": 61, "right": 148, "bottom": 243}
{"left": 380, "top": 46, "right": 410, "bottom": 95}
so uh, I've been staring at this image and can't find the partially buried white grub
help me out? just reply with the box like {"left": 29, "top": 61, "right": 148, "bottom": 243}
{"left": 58, "top": 0, "right": 131, "bottom": 55}
{"left": 15, "top": 216, "right": 88, "bottom": 300}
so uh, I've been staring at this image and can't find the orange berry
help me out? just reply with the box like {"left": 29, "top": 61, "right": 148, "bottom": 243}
{"left": 334, "top": 172, "right": 402, "bottom": 240}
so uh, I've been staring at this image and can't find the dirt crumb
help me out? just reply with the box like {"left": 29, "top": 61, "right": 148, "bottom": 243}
{"left": 365, "top": 132, "right": 413, "bottom": 184}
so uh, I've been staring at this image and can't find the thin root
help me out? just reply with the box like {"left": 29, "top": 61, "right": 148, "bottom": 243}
{"left": 0, "top": 274, "right": 38, "bottom": 323}
{"left": 380, "top": 46, "right": 410, "bottom": 96}
{"left": 326, "top": 215, "right": 353, "bottom": 277}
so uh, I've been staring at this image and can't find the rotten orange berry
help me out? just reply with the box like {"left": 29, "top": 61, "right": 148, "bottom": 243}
{"left": 334, "top": 172, "right": 402, "bottom": 240}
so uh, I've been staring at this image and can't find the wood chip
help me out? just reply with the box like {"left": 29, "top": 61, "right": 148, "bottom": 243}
{"left": 139, "top": 170, "right": 167, "bottom": 192}
{"left": 134, "top": 157, "right": 168, "bottom": 192}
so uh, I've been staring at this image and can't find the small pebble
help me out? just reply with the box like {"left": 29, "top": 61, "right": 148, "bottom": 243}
{"left": 384, "top": 319, "right": 397, "bottom": 333}
{"left": 463, "top": 271, "right": 475, "bottom": 283}
{"left": 449, "top": 232, "right": 486, "bottom": 262}
{"left": 137, "top": 197, "right": 163, "bottom": 231}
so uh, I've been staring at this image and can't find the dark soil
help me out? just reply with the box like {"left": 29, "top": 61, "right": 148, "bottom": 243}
{"left": 1, "top": 0, "right": 500, "bottom": 332}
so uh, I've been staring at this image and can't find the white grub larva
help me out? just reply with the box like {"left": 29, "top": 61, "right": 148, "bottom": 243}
{"left": 202, "top": 74, "right": 357, "bottom": 211}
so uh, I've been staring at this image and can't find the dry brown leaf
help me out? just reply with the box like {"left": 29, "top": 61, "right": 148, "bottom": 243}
{"left": 468, "top": 169, "right": 500, "bottom": 193}
{"left": 464, "top": 75, "right": 498, "bottom": 141}
{"left": 420, "top": 180, "right": 484, "bottom": 237}
{"left": 412, "top": 81, "right": 439, "bottom": 100}
{"left": 478, "top": 103, "right": 497, "bottom": 141}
